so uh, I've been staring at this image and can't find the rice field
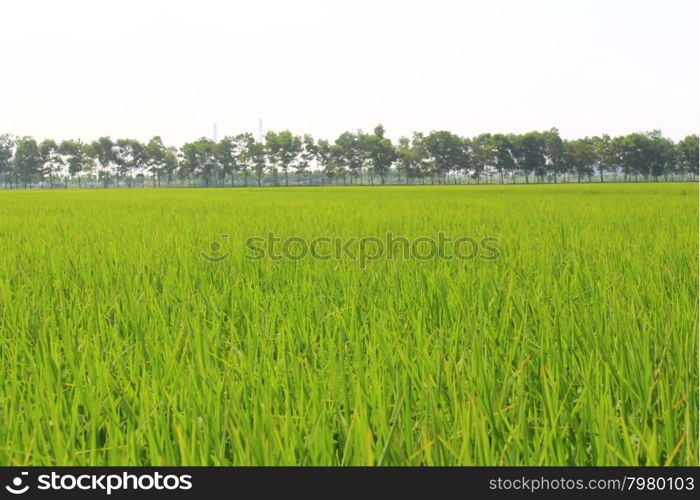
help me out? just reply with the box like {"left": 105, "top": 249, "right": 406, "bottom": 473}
{"left": 0, "top": 183, "right": 697, "bottom": 466}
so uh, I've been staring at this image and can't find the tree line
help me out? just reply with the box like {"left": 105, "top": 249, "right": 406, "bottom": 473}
{"left": 0, "top": 126, "right": 697, "bottom": 189}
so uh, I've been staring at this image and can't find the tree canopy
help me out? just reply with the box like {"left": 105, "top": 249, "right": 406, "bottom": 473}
{"left": 0, "top": 127, "right": 696, "bottom": 188}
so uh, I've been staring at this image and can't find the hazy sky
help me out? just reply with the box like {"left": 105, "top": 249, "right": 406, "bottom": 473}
{"left": 2, "top": 0, "right": 697, "bottom": 145}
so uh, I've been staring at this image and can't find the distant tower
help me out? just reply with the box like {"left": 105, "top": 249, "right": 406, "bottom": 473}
{"left": 212, "top": 122, "right": 218, "bottom": 142}
{"left": 258, "top": 118, "right": 264, "bottom": 142}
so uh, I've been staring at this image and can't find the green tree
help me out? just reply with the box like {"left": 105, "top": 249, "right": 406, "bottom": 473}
{"left": 91, "top": 137, "right": 115, "bottom": 187}
{"left": 676, "top": 134, "right": 699, "bottom": 179}
{"left": 295, "top": 134, "right": 317, "bottom": 185}
{"left": 645, "top": 131, "right": 675, "bottom": 181}
{"left": 615, "top": 133, "right": 651, "bottom": 181}
{"left": 315, "top": 139, "right": 333, "bottom": 185}
{"left": 396, "top": 136, "right": 418, "bottom": 184}
{"left": 243, "top": 139, "right": 267, "bottom": 187}
{"left": 423, "top": 130, "right": 467, "bottom": 184}
{"left": 592, "top": 134, "right": 615, "bottom": 182}
{"left": 543, "top": 128, "right": 565, "bottom": 182}
{"left": 333, "top": 132, "right": 364, "bottom": 185}
{"left": 564, "top": 138, "right": 596, "bottom": 182}
{"left": 607, "top": 135, "right": 630, "bottom": 181}
{"left": 59, "top": 139, "right": 89, "bottom": 188}
{"left": 471, "top": 133, "right": 494, "bottom": 183}
{"left": 14, "top": 136, "right": 41, "bottom": 187}
{"left": 394, "top": 133, "right": 429, "bottom": 184}
{"left": 39, "top": 139, "right": 62, "bottom": 188}
{"left": 265, "top": 130, "right": 302, "bottom": 187}
{"left": 83, "top": 142, "right": 99, "bottom": 187}
{"left": 0, "top": 134, "right": 16, "bottom": 188}
{"left": 114, "top": 139, "right": 146, "bottom": 187}
{"left": 178, "top": 143, "right": 196, "bottom": 186}
{"left": 216, "top": 136, "right": 241, "bottom": 187}
{"left": 180, "top": 138, "right": 217, "bottom": 187}
{"left": 514, "top": 132, "right": 546, "bottom": 183}
{"left": 490, "top": 134, "right": 514, "bottom": 183}
{"left": 362, "top": 124, "right": 396, "bottom": 185}
{"left": 163, "top": 147, "right": 179, "bottom": 186}
{"left": 146, "top": 136, "right": 169, "bottom": 187}
{"left": 236, "top": 133, "right": 256, "bottom": 187}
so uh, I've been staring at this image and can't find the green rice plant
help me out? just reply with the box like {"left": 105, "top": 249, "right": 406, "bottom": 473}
{"left": 0, "top": 183, "right": 696, "bottom": 465}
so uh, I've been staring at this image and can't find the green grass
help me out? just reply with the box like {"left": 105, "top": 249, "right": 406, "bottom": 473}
{"left": 0, "top": 183, "right": 697, "bottom": 466}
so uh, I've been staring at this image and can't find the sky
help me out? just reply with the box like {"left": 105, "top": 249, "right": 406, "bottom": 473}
{"left": 1, "top": 0, "right": 697, "bottom": 145}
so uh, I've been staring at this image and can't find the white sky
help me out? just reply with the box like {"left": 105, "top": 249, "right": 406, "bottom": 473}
{"left": 1, "top": 0, "right": 697, "bottom": 145}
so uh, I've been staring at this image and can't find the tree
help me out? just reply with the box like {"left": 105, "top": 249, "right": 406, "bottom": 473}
{"left": 0, "top": 134, "right": 16, "bottom": 188}
{"left": 614, "top": 133, "right": 650, "bottom": 182}
{"left": 592, "top": 134, "right": 615, "bottom": 182}
{"left": 265, "top": 130, "right": 302, "bottom": 187}
{"left": 329, "top": 143, "right": 346, "bottom": 185}
{"left": 39, "top": 139, "right": 62, "bottom": 188}
{"left": 362, "top": 124, "right": 396, "bottom": 185}
{"left": 14, "top": 137, "right": 41, "bottom": 187}
{"left": 645, "top": 131, "right": 675, "bottom": 181}
{"left": 315, "top": 139, "right": 333, "bottom": 185}
{"left": 543, "top": 128, "right": 565, "bottom": 182}
{"left": 394, "top": 133, "right": 430, "bottom": 184}
{"left": 145, "top": 136, "right": 168, "bottom": 187}
{"left": 91, "top": 137, "right": 115, "bottom": 187}
{"left": 471, "top": 133, "right": 494, "bottom": 183}
{"left": 216, "top": 136, "right": 241, "bottom": 187}
{"left": 676, "top": 134, "right": 699, "bottom": 179}
{"left": 0, "top": 128, "right": 690, "bottom": 189}
{"left": 423, "top": 130, "right": 467, "bottom": 184}
{"left": 564, "top": 138, "right": 596, "bottom": 182}
{"left": 396, "top": 136, "right": 416, "bottom": 184}
{"left": 235, "top": 133, "right": 255, "bottom": 187}
{"left": 180, "top": 138, "right": 217, "bottom": 187}
{"left": 607, "top": 135, "right": 630, "bottom": 181}
{"left": 334, "top": 132, "right": 364, "bottom": 185}
{"left": 59, "top": 139, "right": 88, "bottom": 187}
{"left": 242, "top": 138, "right": 267, "bottom": 187}
{"left": 514, "top": 132, "right": 546, "bottom": 183}
{"left": 135, "top": 141, "right": 148, "bottom": 186}
{"left": 114, "top": 139, "right": 146, "bottom": 187}
{"left": 178, "top": 143, "right": 196, "bottom": 186}
{"left": 490, "top": 134, "right": 514, "bottom": 183}
{"left": 197, "top": 139, "right": 219, "bottom": 187}
{"left": 163, "top": 147, "right": 179, "bottom": 186}
{"left": 295, "top": 134, "right": 317, "bottom": 185}
{"left": 83, "top": 142, "right": 99, "bottom": 187}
